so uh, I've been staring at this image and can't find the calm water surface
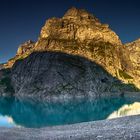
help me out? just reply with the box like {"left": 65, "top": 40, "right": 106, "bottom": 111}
{"left": 0, "top": 96, "right": 140, "bottom": 128}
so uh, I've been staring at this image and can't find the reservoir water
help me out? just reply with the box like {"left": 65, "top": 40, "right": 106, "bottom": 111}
{"left": 0, "top": 96, "right": 140, "bottom": 128}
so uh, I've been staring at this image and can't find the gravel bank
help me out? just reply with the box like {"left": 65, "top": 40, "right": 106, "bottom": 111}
{"left": 0, "top": 115, "right": 140, "bottom": 140}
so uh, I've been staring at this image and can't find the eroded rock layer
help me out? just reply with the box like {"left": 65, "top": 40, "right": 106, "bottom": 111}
{"left": 11, "top": 52, "right": 137, "bottom": 100}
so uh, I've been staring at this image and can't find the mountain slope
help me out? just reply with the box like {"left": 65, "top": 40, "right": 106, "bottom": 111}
{"left": 11, "top": 51, "right": 137, "bottom": 100}
{"left": 125, "top": 39, "right": 140, "bottom": 88}
{"left": 0, "top": 7, "right": 139, "bottom": 99}
{"left": 5, "top": 7, "right": 122, "bottom": 77}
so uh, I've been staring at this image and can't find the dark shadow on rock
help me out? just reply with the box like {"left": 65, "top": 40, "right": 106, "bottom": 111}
{"left": 0, "top": 68, "right": 15, "bottom": 96}
{"left": 0, "top": 51, "right": 140, "bottom": 127}
{"left": 11, "top": 51, "right": 139, "bottom": 99}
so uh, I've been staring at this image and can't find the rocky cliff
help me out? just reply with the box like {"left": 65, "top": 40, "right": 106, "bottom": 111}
{"left": 1, "top": 7, "right": 140, "bottom": 99}
{"left": 5, "top": 7, "right": 122, "bottom": 77}
{"left": 12, "top": 51, "right": 137, "bottom": 100}
{"left": 125, "top": 39, "right": 140, "bottom": 88}
{"left": 34, "top": 7, "right": 123, "bottom": 77}
{"left": 5, "top": 40, "right": 35, "bottom": 68}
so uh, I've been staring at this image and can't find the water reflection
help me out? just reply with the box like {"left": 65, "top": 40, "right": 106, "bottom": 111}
{"left": 0, "top": 96, "right": 139, "bottom": 128}
{"left": 108, "top": 102, "right": 140, "bottom": 119}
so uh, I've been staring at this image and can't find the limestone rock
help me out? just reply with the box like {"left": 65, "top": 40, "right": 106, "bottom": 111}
{"left": 125, "top": 39, "right": 140, "bottom": 88}
{"left": 63, "top": 7, "right": 97, "bottom": 20}
{"left": 17, "top": 40, "right": 34, "bottom": 56}
{"left": 5, "top": 7, "right": 122, "bottom": 77}
{"left": 11, "top": 51, "right": 134, "bottom": 100}
{"left": 39, "top": 7, "right": 121, "bottom": 46}
{"left": 5, "top": 40, "right": 35, "bottom": 68}
{"left": 126, "top": 39, "right": 140, "bottom": 68}
{"left": 34, "top": 7, "right": 122, "bottom": 77}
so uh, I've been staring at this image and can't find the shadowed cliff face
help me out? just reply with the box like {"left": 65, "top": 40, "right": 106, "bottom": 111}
{"left": 0, "top": 69, "right": 14, "bottom": 96}
{"left": 4, "top": 7, "right": 122, "bottom": 78}
{"left": 39, "top": 7, "right": 121, "bottom": 46}
{"left": 10, "top": 51, "right": 138, "bottom": 100}
{"left": 34, "top": 7, "right": 122, "bottom": 78}
{"left": 5, "top": 40, "right": 35, "bottom": 68}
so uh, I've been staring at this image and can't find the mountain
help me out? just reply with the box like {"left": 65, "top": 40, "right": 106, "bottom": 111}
{"left": 12, "top": 51, "right": 135, "bottom": 100}
{"left": 1, "top": 7, "right": 139, "bottom": 99}
{"left": 5, "top": 7, "right": 122, "bottom": 76}
{"left": 125, "top": 39, "right": 140, "bottom": 88}
{"left": 5, "top": 40, "right": 35, "bottom": 68}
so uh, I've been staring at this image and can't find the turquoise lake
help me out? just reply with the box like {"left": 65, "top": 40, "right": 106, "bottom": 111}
{"left": 0, "top": 96, "right": 140, "bottom": 128}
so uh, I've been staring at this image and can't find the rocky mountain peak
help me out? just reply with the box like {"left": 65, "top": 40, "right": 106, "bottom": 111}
{"left": 29, "top": 8, "right": 122, "bottom": 79}
{"left": 38, "top": 7, "right": 121, "bottom": 48}
{"left": 126, "top": 38, "right": 140, "bottom": 50}
{"left": 17, "top": 40, "right": 35, "bottom": 56}
{"left": 4, "top": 40, "right": 35, "bottom": 68}
{"left": 124, "top": 39, "right": 140, "bottom": 87}
{"left": 5, "top": 7, "right": 122, "bottom": 77}
{"left": 63, "top": 7, "right": 97, "bottom": 21}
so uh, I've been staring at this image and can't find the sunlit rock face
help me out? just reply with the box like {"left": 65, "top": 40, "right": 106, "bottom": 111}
{"left": 34, "top": 7, "right": 122, "bottom": 77}
{"left": 5, "top": 7, "right": 122, "bottom": 76}
{"left": 108, "top": 102, "right": 140, "bottom": 119}
{"left": 6, "top": 7, "right": 123, "bottom": 77}
{"left": 16, "top": 40, "right": 35, "bottom": 56}
{"left": 125, "top": 39, "right": 140, "bottom": 88}
{"left": 39, "top": 7, "right": 121, "bottom": 45}
{"left": 0, "top": 69, "right": 14, "bottom": 96}
{"left": 5, "top": 40, "right": 35, "bottom": 68}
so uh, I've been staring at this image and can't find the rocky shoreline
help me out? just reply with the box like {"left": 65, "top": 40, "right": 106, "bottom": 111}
{"left": 0, "top": 115, "right": 140, "bottom": 140}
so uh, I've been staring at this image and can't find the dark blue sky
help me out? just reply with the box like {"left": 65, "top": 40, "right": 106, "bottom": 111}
{"left": 1, "top": 0, "right": 140, "bottom": 63}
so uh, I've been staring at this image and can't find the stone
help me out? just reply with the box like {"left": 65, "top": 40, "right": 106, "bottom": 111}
{"left": 125, "top": 39, "right": 140, "bottom": 88}
{"left": 17, "top": 40, "right": 34, "bottom": 56}
{"left": 4, "top": 40, "right": 35, "bottom": 68}
{"left": 1, "top": 7, "right": 140, "bottom": 98}
{"left": 11, "top": 51, "right": 137, "bottom": 100}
